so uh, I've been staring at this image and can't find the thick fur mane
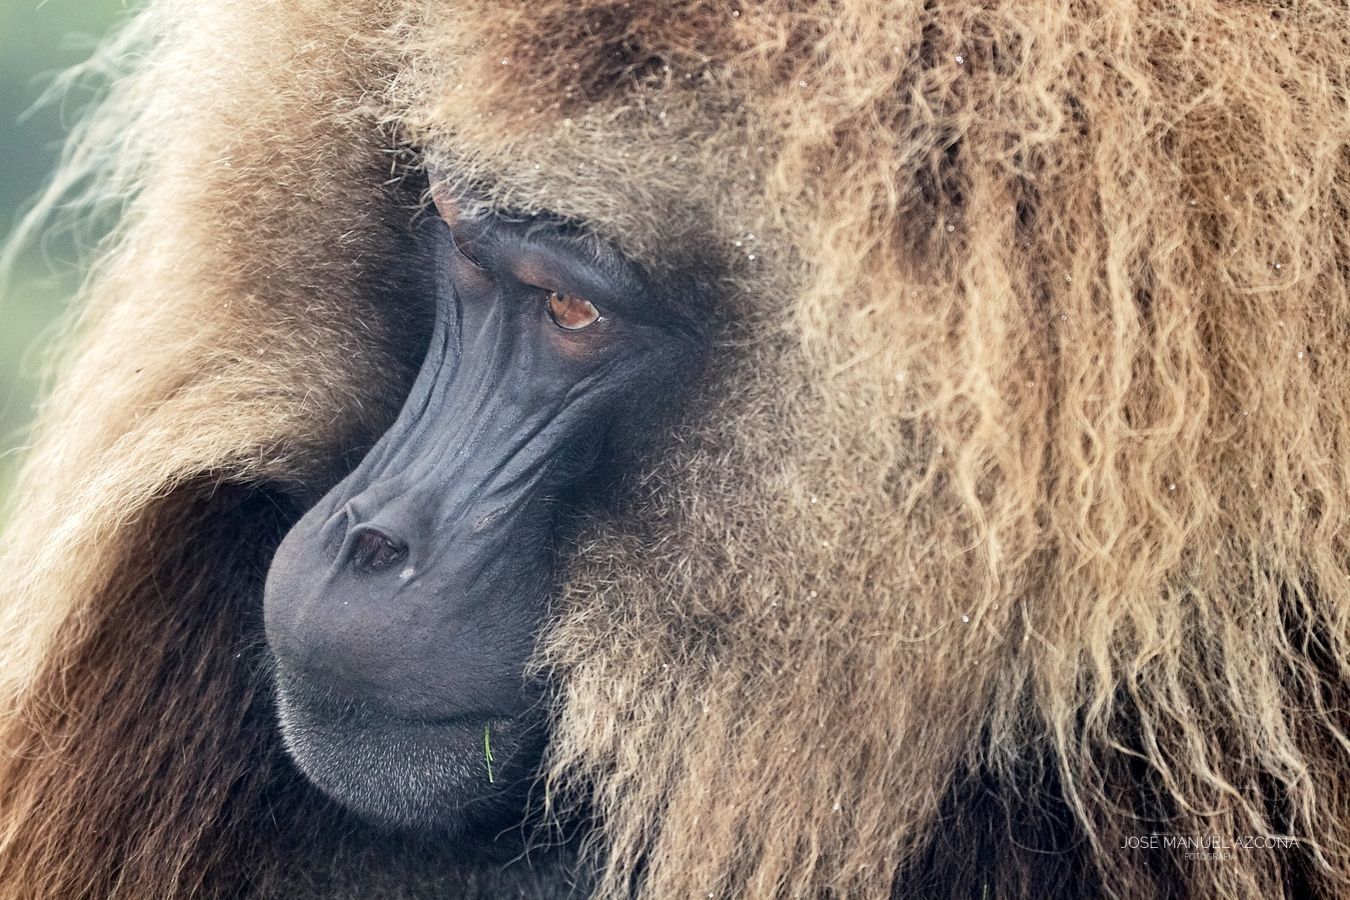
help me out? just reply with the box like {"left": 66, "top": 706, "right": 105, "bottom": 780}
{"left": 3, "top": 1, "right": 1349, "bottom": 898}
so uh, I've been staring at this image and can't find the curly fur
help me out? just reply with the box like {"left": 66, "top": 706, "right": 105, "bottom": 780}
{"left": 2, "top": 1, "right": 1349, "bottom": 897}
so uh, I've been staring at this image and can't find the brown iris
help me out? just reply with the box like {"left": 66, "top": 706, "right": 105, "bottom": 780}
{"left": 546, "top": 291, "right": 602, "bottom": 330}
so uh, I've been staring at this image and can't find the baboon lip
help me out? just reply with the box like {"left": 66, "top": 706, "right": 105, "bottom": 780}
{"left": 272, "top": 663, "right": 522, "bottom": 732}
{"left": 273, "top": 675, "right": 541, "bottom": 831}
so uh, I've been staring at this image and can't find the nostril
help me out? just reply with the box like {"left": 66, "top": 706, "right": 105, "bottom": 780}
{"left": 347, "top": 527, "right": 408, "bottom": 574}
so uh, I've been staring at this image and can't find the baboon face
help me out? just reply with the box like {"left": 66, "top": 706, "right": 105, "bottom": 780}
{"left": 262, "top": 181, "right": 708, "bottom": 833}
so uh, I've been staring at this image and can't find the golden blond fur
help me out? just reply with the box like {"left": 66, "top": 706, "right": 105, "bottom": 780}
{"left": 2, "top": 0, "right": 1348, "bottom": 897}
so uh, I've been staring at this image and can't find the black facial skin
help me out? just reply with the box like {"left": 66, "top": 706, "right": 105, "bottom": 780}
{"left": 263, "top": 183, "right": 705, "bottom": 836}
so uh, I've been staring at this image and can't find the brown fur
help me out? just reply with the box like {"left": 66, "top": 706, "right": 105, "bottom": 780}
{"left": 3, "top": 0, "right": 1350, "bottom": 897}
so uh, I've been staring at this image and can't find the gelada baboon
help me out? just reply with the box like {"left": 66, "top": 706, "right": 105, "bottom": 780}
{"left": 2, "top": 1, "right": 1349, "bottom": 897}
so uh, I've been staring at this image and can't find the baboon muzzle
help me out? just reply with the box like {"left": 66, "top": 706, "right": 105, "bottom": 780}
{"left": 263, "top": 270, "right": 574, "bottom": 722}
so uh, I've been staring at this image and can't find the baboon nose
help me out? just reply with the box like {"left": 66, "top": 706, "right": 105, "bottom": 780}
{"left": 343, "top": 525, "right": 408, "bottom": 574}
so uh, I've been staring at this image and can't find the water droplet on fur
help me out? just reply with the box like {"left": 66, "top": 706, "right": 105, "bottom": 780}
{"left": 399, "top": 567, "right": 415, "bottom": 580}
{"left": 1168, "top": 484, "right": 1176, "bottom": 492}
{"left": 954, "top": 54, "right": 964, "bottom": 64}
{"left": 1297, "top": 350, "right": 1305, "bottom": 359}
{"left": 1060, "top": 313, "right": 1068, "bottom": 321}
{"left": 501, "top": 57, "right": 510, "bottom": 65}
{"left": 747, "top": 253, "right": 757, "bottom": 260}
{"left": 946, "top": 224, "right": 955, "bottom": 232}
{"left": 961, "top": 615, "right": 970, "bottom": 623}
{"left": 798, "top": 79, "right": 808, "bottom": 87}
{"left": 731, "top": 8, "right": 740, "bottom": 15}
{"left": 810, "top": 495, "right": 818, "bottom": 504}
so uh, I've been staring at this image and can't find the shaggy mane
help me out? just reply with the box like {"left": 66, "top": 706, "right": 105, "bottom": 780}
{"left": 3, "top": 1, "right": 1349, "bottom": 898}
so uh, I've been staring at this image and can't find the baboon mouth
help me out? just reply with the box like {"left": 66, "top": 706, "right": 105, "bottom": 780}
{"left": 272, "top": 671, "right": 542, "bottom": 832}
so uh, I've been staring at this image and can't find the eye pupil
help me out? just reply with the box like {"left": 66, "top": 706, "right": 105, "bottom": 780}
{"left": 546, "top": 291, "right": 602, "bottom": 330}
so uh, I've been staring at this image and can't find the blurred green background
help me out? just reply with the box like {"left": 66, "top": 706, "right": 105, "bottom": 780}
{"left": 1, "top": 1, "right": 128, "bottom": 509}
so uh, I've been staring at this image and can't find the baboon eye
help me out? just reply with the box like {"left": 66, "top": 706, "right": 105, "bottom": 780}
{"left": 546, "top": 291, "right": 603, "bottom": 330}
